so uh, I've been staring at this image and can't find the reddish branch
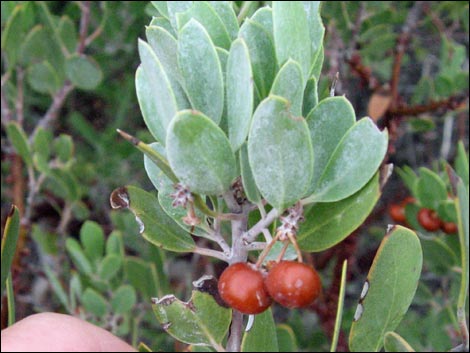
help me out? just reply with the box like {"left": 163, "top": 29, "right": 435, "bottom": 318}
{"left": 389, "top": 95, "right": 468, "bottom": 117}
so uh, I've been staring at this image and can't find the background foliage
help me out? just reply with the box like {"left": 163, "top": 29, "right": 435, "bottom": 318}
{"left": 1, "top": 1, "right": 469, "bottom": 351}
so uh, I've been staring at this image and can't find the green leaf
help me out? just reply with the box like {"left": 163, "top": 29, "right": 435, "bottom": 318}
{"left": 241, "top": 308, "right": 279, "bottom": 352}
{"left": 238, "top": 19, "right": 277, "bottom": 99}
{"left": 1, "top": 4, "right": 28, "bottom": 68}
{"left": 455, "top": 176, "right": 469, "bottom": 317}
{"left": 227, "top": 38, "right": 254, "bottom": 152}
{"left": 58, "top": 16, "right": 77, "bottom": 54}
{"left": 251, "top": 6, "right": 273, "bottom": 36}
{"left": 137, "top": 39, "right": 178, "bottom": 145}
{"left": 415, "top": 168, "right": 447, "bottom": 210}
{"left": 167, "top": 1, "right": 193, "bottom": 30}
{"left": 454, "top": 141, "right": 469, "bottom": 188}
{"left": 176, "top": 2, "right": 231, "bottom": 49}
{"left": 349, "top": 226, "right": 423, "bottom": 352}
{"left": 151, "top": 1, "right": 169, "bottom": 19}
{"left": 98, "top": 254, "right": 122, "bottom": 282}
{"left": 305, "top": 96, "right": 356, "bottom": 196}
{"left": 276, "top": 324, "right": 298, "bottom": 352}
{"left": 302, "top": 1, "right": 325, "bottom": 77}
{"left": 43, "top": 263, "right": 69, "bottom": 310}
{"left": 308, "top": 118, "right": 388, "bottom": 202}
{"left": 111, "top": 285, "right": 137, "bottom": 315}
{"left": 105, "top": 230, "right": 124, "bottom": 256}
{"left": 27, "top": 61, "right": 60, "bottom": 95}
{"left": 208, "top": 1, "right": 239, "bottom": 40}
{"left": 270, "top": 59, "right": 304, "bottom": 116}
{"left": 395, "top": 166, "right": 418, "bottom": 193}
{"left": 47, "top": 168, "right": 80, "bottom": 201}
{"left": 53, "top": 134, "right": 74, "bottom": 163}
{"left": 302, "top": 76, "right": 318, "bottom": 117}
{"left": 166, "top": 110, "right": 237, "bottom": 195}
{"left": 239, "top": 143, "right": 261, "bottom": 204}
{"left": 110, "top": 185, "right": 196, "bottom": 252}
{"left": 331, "top": 260, "right": 348, "bottom": 352}
{"left": 152, "top": 290, "right": 231, "bottom": 347}
{"left": 6, "top": 122, "right": 33, "bottom": 167}
{"left": 80, "top": 221, "right": 105, "bottom": 265}
{"left": 125, "top": 257, "right": 162, "bottom": 299}
{"left": 1, "top": 206, "right": 20, "bottom": 295}
{"left": 298, "top": 173, "right": 380, "bottom": 252}
{"left": 178, "top": 19, "right": 224, "bottom": 124}
{"left": 145, "top": 26, "right": 190, "bottom": 110}
{"left": 65, "top": 238, "right": 93, "bottom": 275}
{"left": 33, "top": 127, "right": 53, "bottom": 160}
{"left": 82, "top": 288, "right": 108, "bottom": 317}
{"left": 248, "top": 96, "right": 313, "bottom": 211}
{"left": 149, "top": 16, "right": 176, "bottom": 37}
{"left": 65, "top": 54, "right": 102, "bottom": 90}
{"left": 384, "top": 332, "right": 415, "bottom": 352}
{"left": 273, "top": 2, "right": 311, "bottom": 81}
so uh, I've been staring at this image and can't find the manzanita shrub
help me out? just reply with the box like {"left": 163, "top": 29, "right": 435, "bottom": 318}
{"left": 109, "top": 1, "right": 445, "bottom": 352}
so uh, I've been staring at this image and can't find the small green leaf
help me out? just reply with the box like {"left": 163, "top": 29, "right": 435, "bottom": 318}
{"left": 384, "top": 332, "right": 415, "bottom": 352}
{"left": 53, "top": 134, "right": 74, "bottom": 163}
{"left": 65, "top": 54, "right": 102, "bottom": 90}
{"left": 152, "top": 290, "right": 231, "bottom": 347}
{"left": 1, "top": 5, "right": 27, "bottom": 68}
{"left": 415, "top": 168, "right": 447, "bottom": 210}
{"left": 270, "top": 59, "right": 304, "bottom": 116}
{"left": 1, "top": 206, "right": 20, "bottom": 295}
{"left": 305, "top": 96, "right": 356, "bottom": 196}
{"left": 6, "top": 122, "right": 33, "bottom": 167}
{"left": 176, "top": 1, "right": 231, "bottom": 49}
{"left": 47, "top": 168, "right": 80, "bottom": 201}
{"left": 302, "top": 76, "right": 318, "bottom": 117}
{"left": 137, "top": 38, "right": 178, "bottom": 145}
{"left": 208, "top": 1, "right": 239, "bottom": 40}
{"left": 105, "top": 230, "right": 124, "bottom": 256}
{"left": 98, "top": 254, "right": 122, "bottom": 282}
{"left": 227, "top": 38, "right": 254, "bottom": 152}
{"left": 273, "top": 2, "right": 311, "bottom": 81}
{"left": 166, "top": 110, "right": 237, "bottom": 195}
{"left": 239, "top": 143, "right": 261, "bottom": 204}
{"left": 248, "top": 96, "right": 313, "bottom": 211}
{"left": 80, "top": 221, "right": 105, "bottom": 265}
{"left": 27, "top": 61, "right": 60, "bottom": 95}
{"left": 349, "top": 226, "right": 423, "bottom": 352}
{"left": 82, "top": 288, "right": 108, "bottom": 317}
{"left": 33, "top": 127, "right": 53, "bottom": 160}
{"left": 110, "top": 186, "right": 196, "bottom": 252}
{"left": 298, "top": 173, "right": 380, "bottom": 252}
{"left": 276, "top": 324, "right": 298, "bottom": 352}
{"left": 65, "top": 238, "right": 93, "bottom": 275}
{"left": 454, "top": 141, "right": 469, "bottom": 187}
{"left": 308, "top": 118, "right": 388, "bottom": 202}
{"left": 43, "top": 263, "right": 69, "bottom": 310}
{"left": 58, "top": 16, "right": 77, "bottom": 53}
{"left": 241, "top": 308, "right": 278, "bottom": 352}
{"left": 111, "top": 285, "right": 137, "bottom": 315}
{"left": 178, "top": 19, "right": 224, "bottom": 124}
{"left": 396, "top": 166, "right": 418, "bottom": 194}
{"left": 238, "top": 19, "right": 277, "bottom": 99}
{"left": 125, "top": 257, "right": 162, "bottom": 298}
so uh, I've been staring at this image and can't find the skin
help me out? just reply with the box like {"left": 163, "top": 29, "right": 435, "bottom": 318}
{"left": 1, "top": 313, "right": 136, "bottom": 352}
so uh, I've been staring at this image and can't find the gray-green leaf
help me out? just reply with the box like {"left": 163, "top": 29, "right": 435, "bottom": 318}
{"left": 349, "top": 226, "right": 423, "bottom": 352}
{"left": 227, "top": 38, "right": 254, "bottom": 152}
{"left": 270, "top": 59, "right": 304, "bottom": 116}
{"left": 166, "top": 110, "right": 237, "bottom": 195}
{"left": 65, "top": 54, "right": 102, "bottom": 90}
{"left": 178, "top": 19, "right": 224, "bottom": 124}
{"left": 248, "top": 95, "right": 313, "bottom": 211}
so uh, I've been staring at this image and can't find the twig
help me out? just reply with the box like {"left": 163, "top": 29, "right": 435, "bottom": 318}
{"left": 76, "top": 1, "right": 91, "bottom": 54}
{"left": 242, "top": 208, "right": 280, "bottom": 244}
{"left": 15, "top": 67, "right": 25, "bottom": 125}
{"left": 193, "top": 247, "right": 229, "bottom": 262}
{"left": 226, "top": 311, "right": 244, "bottom": 352}
{"left": 1, "top": 73, "right": 13, "bottom": 126}
{"left": 388, "top": 95, "right": 468, "bottom": 117}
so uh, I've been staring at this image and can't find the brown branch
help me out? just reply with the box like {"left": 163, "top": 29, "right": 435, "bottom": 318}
{"left": 76, "top": 1, "right": 91, "bottom": 54}
{"left": 389, "top": 95, "right": 468, "bottom": 117}
{"left": 346, "top": 54, "right": 381, "bottom": 91}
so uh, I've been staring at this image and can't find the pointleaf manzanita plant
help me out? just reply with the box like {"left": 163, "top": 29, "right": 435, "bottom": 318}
{"left": 111, "top": 2, "right": 388, "bottom": 351}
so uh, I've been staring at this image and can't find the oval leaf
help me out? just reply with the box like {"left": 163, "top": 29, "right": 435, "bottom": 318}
{"left": 415, "top": 167, "right": 448, "bottom": 210}
{"left": 241, "top": 308, "right": 279, "bottom": 352}
{"left": 298, "top": 173, "right": 380, "bottom": 252}
{"left": 166, "top": 110, "right": 237, "bottom": 195}
{"left": 309, "top": 117, "right": 388, "bottom": 202}
{"left": 27, "top": 61, "right": 60, "bottom": 95}
{"left": 227, "top": 38, "right": 254, "bottom": 152}
{"left": 65, "top": 54, "right": 102, "bottom": 90}
{"left": 152, "top": 290, "right": 231, "bottom": 347}
{"left": 305, "top": 96, "right": 356, "bottom": 196}
{"left": 137, "top": 39, "right": 178, "bottom": 145}
{"left": 349, "top": 226, "right": 423, "bottom": 352}
{"left": 98, "top": 254, "right": 122, "bottom": 282}
{"left": 273, "top": 2, "right": 311, "bottom": 81}
{"left": 248, "top": 96, "right": 313, "bottom": 211}
{"left": 111, "top": 285, "right": 137, "bottom": 315}
{"left": 178, "top": 19, "right": 224, "bottom": 124}
{"left": 65, "top": 238, "right": 93, "bottom": 275}
{"left": 270, "top": 59, "right": 304, "bottom": 116}
{"left": 110, "top": 185, "right": 196, "bottom": 252}
{"left": 80, "top": 220, "right": 105, "bottom": 265}
{"left": 6, "top": 122, "right": 32, "bottom": 167}
{"left": 82, "top": 288, "right": 108, "bottom": 317}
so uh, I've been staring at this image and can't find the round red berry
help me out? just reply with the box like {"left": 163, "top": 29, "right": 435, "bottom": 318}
{"left": 389, "top": 203, "right": 406, "bottom": 223}
{"left": 265, "top": 261, "right": 321, "bottom": 309}
{"left": 218, "top": 262, "right": 272, "bottom": 314}
{"left": 417, "top": 208, "right": 441, "bottom": 232}
{"left": 441, "top": 221, "right": 458, "bottom": 234}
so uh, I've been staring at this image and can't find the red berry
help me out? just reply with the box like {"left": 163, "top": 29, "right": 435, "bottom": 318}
{"left": 441, "top": 221, "right": 458, "bottom": 234}
{"left": 218, "top": 262, "right": 272, "bottom": 314}
{"left": 417, "top": 208, "right": 441, "bottom": 232}
{"left": 389, "top": 203, "right": 406, "bottom": 223}
{"left": 265, "top": 261, "right": 321, "bottom": 309}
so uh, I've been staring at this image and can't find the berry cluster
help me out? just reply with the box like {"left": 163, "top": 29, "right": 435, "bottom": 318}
{"left": 388, "top": 196, "right": 458, "bottom": 234}
{"left": 217, "top": 260, "right": 321, "bottom": 315}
